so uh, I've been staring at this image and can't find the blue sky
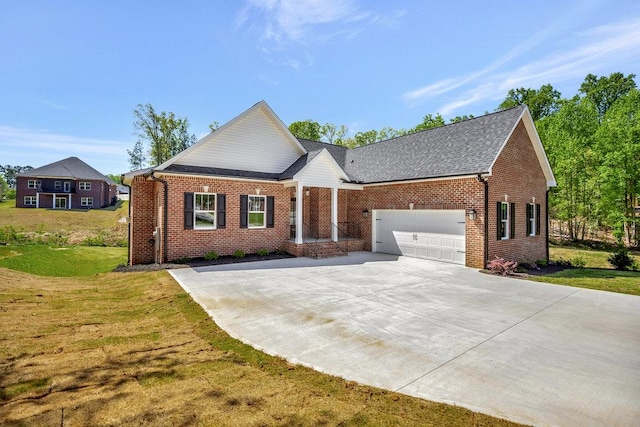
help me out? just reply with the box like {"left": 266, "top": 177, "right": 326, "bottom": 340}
{"left": 1, "top": 0, "right": 639, "bottom": 176}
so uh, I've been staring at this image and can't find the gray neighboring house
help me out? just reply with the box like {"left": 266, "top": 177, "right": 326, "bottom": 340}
{"left": 16, "top": 157, "right": 117, "bottom": 209}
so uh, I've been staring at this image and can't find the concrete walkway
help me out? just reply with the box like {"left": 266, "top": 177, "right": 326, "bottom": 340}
{"left": 169, "top": 252, "right": 640, "bottom": 426}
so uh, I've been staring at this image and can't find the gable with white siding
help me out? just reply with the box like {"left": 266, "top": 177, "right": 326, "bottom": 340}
{"left": 157, "top": 101, "right": 306, "bottom": 174}
{"left": 293, "top": 149, "right": 350, "bottom": 188}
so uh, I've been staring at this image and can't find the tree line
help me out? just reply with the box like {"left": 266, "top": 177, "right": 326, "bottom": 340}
{"left": 118, "top": 72, "right": 635, "bottom": 247}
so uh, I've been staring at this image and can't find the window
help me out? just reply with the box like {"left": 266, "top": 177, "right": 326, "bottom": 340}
{"left": 497, "top": 202, "right": 515, "bottom": 240}
{"left": 27, "top": 179, "right": 39, "bottom": 189}
{"left": 184, "top": 193, "right": 225, "bottom": 230}
{"left": 240, "top": 195, "right": 274, "bottom": 229}
{"left": 54, "top": 181, "right": 61, "bottom": 190}
{"left": 527, "top": 203, "right": 541, "bottom": 236}
{"left": 194, "top": 193, "right": 216, "bottom": 229}
{"left": 24, "top": 196, "right": 37, "bottom": 206}
{"left": 63, "top": 182, "right": 71, "bottom": 192}
{"left": 81, "top": 197, "right": 93, "bottom": 207}
{"left": 79, "top": 182, "right": 91, "bottom": 191}
{"left": 248, "top": 195, "right": 266, "bottom": 228}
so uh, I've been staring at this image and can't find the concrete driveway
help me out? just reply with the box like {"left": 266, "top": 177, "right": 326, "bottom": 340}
{"left": 169, "top": 252, "right": 640, "bottom": 426}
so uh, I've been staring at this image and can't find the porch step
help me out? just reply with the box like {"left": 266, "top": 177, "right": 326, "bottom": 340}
{"left": 305, "top": 241, "right": 347, "bottom": 259}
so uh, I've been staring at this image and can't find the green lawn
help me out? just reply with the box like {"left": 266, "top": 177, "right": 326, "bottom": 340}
{"left": 0, "top": 245, "right": 127, "bottom": 276}
{"left": 535, "top": 245, "right": 640, "bottom": 296}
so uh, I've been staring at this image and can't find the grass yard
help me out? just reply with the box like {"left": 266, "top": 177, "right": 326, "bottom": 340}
{"left": 0, "top": 268, "right": 520, "bottom": 426}
{"left": 0, "top": 200, "right": 128, "bottom": 246}
{"left": 532, "top": 245, "right": 640, "bottom": 296}
{"left": 0, "top": 245, "right": 127, "bottom": 276}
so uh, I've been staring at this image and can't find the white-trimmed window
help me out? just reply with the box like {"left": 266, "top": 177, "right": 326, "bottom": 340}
{"left": 498, "top": 202, "right": 509, "bottom": 239}
{"left": 527, "top": 203, "right": 536, "bottom": 236}
{"left": 194, "top": 193, "right": 216, "bottom": 229}
{"left": 248, "top": 195, "right": 266, "bottom": 228}
{"left": 81, "top": 197, "right": 93, "bottom": 207}
{"left": 54, "top": 181, "right": 61, "bottom": 190}
{"left": 527, "top": 203, "right": 541, "bottom": 237}
{"left": 24, "top": 196, "right": 37, "bottom": 206}
{"left": 497, "top": 202, "right": 515, "bottom": 240}
{"left": 79, "top": 182, "right": 91, "bottom": 191}
{"left": 27, "top": 179, "right": 39, "bottom": 189}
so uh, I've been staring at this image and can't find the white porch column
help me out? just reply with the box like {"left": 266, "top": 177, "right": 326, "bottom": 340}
{"left": 36, "top": 193, "right": 39, "bottom": 208}
{"left": 295, "top": 183, "right": 304, "bottom": 244}
{"left": 331, "top": 186, "right": 338, "bottom": 242}
{"left": 68, "top": 194, "right": 71, "bottom": 209}
{"left": 53, "top": 193, "right": 56, "bottom": 209}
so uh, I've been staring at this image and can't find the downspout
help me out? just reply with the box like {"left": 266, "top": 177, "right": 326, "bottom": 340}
{"left": 477, "top": 174, "right": 489, "bottom": 267}
{"left": 546, "top": 189, "right": 550, "bottom": 262}
{"left": 121, "top": 174, "right": 132, "bottom": 266}
{"left": 147, "top": 171, "right": 169, "bottom": 264}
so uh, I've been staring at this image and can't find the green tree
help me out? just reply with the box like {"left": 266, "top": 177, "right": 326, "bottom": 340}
{"left": 127, "top": 140, "right": 145, "bottom": 170}
{"left": 410, "top": 113, "right": 445, "bottom": 133}
{"left": 107, "top": 174, "right": 122, "bottom": 184}
{"left": 0, "top": 174, "right": 8, "bottom": 200}
{"left": 209, "top": 121, "right": 220, "bottom": 132}
{"left": 131, "top": 104, "right": 196, "bottom": 167}
{"left": 498, "top": 84, "right": 561, "bottom": 121}
{"left": 579, "top": 72, "right": 636, "bottom": 117}
{"left": 595, "top": 89, "right": 640, "bottom": 245}
{"left": 450, "top": 114, "right": 475, "bottom": 123}
{"left": 537, "top": 97, "right": 600, "bottom": 241}
{"left": 288, "top": 119, "right": 322, "bottom": 141}
{"left": 0, "top": 165, "right": 33, "bottom": 188}
{"left": 320, "top": 123, "right": 349, "bottom": 145}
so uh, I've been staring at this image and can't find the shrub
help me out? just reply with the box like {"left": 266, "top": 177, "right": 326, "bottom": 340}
{"left": 256, "top": 248, "right": 269, "bottom": 256}
{"left": 608, "top": 248, "right": 636, "bottom": 271}
{"left": 486, "top": 256, "right": 518, "bottom": 276}
{"left": 204, "top": 250, "right": 219, "bottom": 261}
{"left": 174, "top": 256, "right": 191, "bottom": 264}
{"left": 233, "top": 249, "right": 245, "bottom": 258}
{"left": 536, "top": 258, "right": 548, "bottom": 267}
{"left": 571, "top": 255, "right": 586, "bottom": 268}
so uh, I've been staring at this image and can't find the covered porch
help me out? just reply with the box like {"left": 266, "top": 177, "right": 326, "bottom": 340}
{"left": 281, "top": 183, "right": 366, "bottom": 258}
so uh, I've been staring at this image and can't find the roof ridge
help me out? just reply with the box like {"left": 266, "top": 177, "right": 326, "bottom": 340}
{"left": 352, "top": 104, "right": 526, "bottom": 150}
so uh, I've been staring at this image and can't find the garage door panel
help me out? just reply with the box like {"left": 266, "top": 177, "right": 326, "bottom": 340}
{"left": 375, "top": 210, "right": 465, "bottom": 265}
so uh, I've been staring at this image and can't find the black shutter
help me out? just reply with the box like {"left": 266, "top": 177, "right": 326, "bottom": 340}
{"left": 526, "top": 204, "right": 532, "bottom": 236}
{"left": 496, "top": 202, "right": 502, "bottom": 240}
{"left": 184, "top": 192, "right": 194, "bottom": 229}
{"left": 535, "top": 203, "right": 541, "bottom": 236}
{"left": 266, "top": 196, "right": 274, "bottom": 228}
{"left": 217, "top": 194, "right": 226, "bottom": 229}
{"left": 240, "top": 195, "right": 248, "bottom": 229}
{"left": 509, "top": 202, "right": 516, "bottom": 239}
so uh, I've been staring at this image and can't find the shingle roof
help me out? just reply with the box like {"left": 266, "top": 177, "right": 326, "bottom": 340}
{"left": 164, "top": 164, "right": 282, "bottom": 180}
{"left": 290, "top": 106, "right": 526, "bottom": 184}
{"left": 140, "top": 105, "right": 530, "bottom": 185}
{"left": 18, "top": 156, "right": 115, "bottom": 184}
{"left": 348, "top": 106, "right": 525, "bottom": 183}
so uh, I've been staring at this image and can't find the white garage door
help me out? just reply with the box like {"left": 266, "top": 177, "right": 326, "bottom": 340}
{"left": 373, "top": 210, "right": 466, "bottom": 265}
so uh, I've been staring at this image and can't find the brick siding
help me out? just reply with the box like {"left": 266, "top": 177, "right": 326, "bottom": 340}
{"left": 129, "top": 120, "right": 549, "bottom": 268}
{"left": 16, "top": 177, "right": 116, "bottom": 209}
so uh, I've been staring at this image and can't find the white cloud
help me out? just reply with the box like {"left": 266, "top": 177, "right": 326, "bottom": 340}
{"left": 403, "top": 16, "right": 640, "bottom": 116}
{"left": 0, "top": 126, "right": 133, "bottom": 173}
{"left": 39, "top": 100, "right": 67, "bottom": 110}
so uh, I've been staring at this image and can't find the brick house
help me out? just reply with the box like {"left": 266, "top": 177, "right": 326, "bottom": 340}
{"left": 16, "top": 157, "right": 117, "bottom": 209}
{"left": 123, "top": 101, "right": 555, "bottom": 268}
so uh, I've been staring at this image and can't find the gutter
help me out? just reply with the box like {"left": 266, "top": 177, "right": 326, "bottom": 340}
{"left": 546, "top": 189, "right": 550, "bottom": 262}
{"left": 121, "top": 174, "right": 132, "bottom": 266}
{"left": 477, "top": 174, "right": 489, "bottom": 267}
{"left": 145, "top": 171, "right": 169, "bottom": 264}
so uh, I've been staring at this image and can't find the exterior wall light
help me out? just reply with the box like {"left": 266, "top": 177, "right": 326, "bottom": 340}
{"left": 467, "top": 208, "right": 477, "bottom": 221}
{"left": 362, "top": 209, "right": 369, "bottom": 218}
